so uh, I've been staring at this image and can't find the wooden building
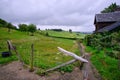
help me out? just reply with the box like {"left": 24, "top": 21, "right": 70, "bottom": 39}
{"left": 94, "top": 11, "right": 120, "bottom": 32}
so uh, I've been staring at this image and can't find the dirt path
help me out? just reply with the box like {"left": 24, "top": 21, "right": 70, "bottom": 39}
{"left": 0, "top": 61, "right": 40, "bottom": 80}
{"left": 0, "top": 61, "right": 83, "bottom": 80}
{"left": 77, "top": 42, "right": 102, "bottom": 80}
{"left": 0, "top": 59, "right": 101, "bottom": 80}
{"left": 82, "top": 54, "right": 102, "bottom": 80}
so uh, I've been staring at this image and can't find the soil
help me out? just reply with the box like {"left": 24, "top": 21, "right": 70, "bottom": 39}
{"left": 0, "top": 61, "right": 83, "bottom": 80}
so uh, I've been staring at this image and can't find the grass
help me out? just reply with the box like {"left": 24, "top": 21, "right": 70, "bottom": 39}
{"left": 85, "top": 46, "right": 120, "bottom": 80}
{"left": 0, "top": 27, "right": 86, "bottom": 72}
{"left": 38, "top": 30, "right": 86, "bottom": 39}
{"left": 0, "top": 54, "right": 17, "bottom": 64}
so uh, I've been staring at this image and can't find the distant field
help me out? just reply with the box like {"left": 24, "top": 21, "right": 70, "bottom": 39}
{"left": 0, "top": 28, "right": 87, "bottom": 71}
{"left": 38, "top": 30, "right": 86, "bottom": 39}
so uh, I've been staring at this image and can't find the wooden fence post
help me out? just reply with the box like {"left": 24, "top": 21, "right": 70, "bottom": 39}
{"left": 7, "top": 40, "right": 24, "bottom": 65}
{"left": 7, "top": 41, "right": 11, "bottom": 53}
{"left": 29, "top": 44, "right": 34, "bottom": 72}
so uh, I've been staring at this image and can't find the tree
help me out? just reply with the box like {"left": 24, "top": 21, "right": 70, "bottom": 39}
{"left": 101, "top": 3, "right": 120, "bottom": 13}
{"left": 6, "top": 23, "right": 13, "bottom": 32}
{"left": 0, "top": 18, "right": 7, "bottom": 27}
{"left": 18, "top": 24, "right": 28, "bottom": 32}
{"left": 0, "top": 18, "right": 16, "bottom": 30}
{"left": 38, "top": 28, "right": 40, "bottom": 30}
{"left": 69, "top": 29, "right": 72, "bottom": 33}
{"left": 28, "top": 24, "right": 37, "bottom": 36}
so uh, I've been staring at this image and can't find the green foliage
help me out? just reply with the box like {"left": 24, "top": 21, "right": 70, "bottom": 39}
{"left": 101, "top": 2, "right": 120, "bottom": 13}
{"left": 0, "top": 18, "right": 7, "bottom": 27}
{"left": 84, "top": 29, "right": 120, "bottom": 80}
{"left": 18, "top": 23, "right": 37, "bottom": 36}
{"left": 0, "top": 54, "right": 17, "bottom": 64}
{"left": 18, "top": 24, "right": 28, "bottom": 32}
{"left": 89, "top": 48, "right": 120, "bottom": 80}
{"left": 28, "top": 24, "right": 36, "bottom": 33}
{"left": 69, "top": 29, "right": 72, "bottom": 33}
{"left": 84, "top": 31, "right": 120, "bottom": 59}
{"left": 6, "top": 23, "right": 13, "bottom": 32}
{"left": 59, "top": 64, "right": 74, "bottom": 72}
{"left": 28, "top": 24, "right": 37, "bottom": 36}
{"left": 0, "top": 18, "right": 16, "bottom": 30}
{"left": 45, "top": 32, "right": 49, "bottom": 36}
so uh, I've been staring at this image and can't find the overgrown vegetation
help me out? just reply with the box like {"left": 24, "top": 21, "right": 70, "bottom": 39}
{"left": 85, "top": 30, "right": 120, "bottom": 59}
{"left": 84, "top": 29, "right": 120, "bottom": 80}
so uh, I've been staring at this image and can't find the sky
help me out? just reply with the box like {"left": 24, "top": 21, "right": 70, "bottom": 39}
{"left": 0, "top": 0, "right": 120, "bottom": 32}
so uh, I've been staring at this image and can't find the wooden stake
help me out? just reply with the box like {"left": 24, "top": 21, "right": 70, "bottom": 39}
{"left": 7, "top": 40, "right": 24, "bottom": 64}
{"left": 29, "top": 44, "right": 34, "bottom": 72}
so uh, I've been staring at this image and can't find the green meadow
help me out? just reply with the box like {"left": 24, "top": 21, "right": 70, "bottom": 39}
{"left": 0, "top": 27, "right": 86, "bottom": 71}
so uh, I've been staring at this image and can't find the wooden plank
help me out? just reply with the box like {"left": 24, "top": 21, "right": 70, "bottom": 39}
{"left": 45, "top": 59, "right": 77, "bottom": 73}
{"left": 58, "top": 47, "right": 88, "bottom": 63}
{"left": 44, "top": 46, "right": 85, "bottom": 73}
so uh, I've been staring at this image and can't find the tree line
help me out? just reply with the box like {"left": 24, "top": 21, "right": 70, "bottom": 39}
{"left": 0, "top": 18, "right": 17, "bottom": 32}
{"left": 0, "top": 18, "right": 37, "bottom": 36}
{"left": 18, "top": 24, "right": 36, "bottom": 36}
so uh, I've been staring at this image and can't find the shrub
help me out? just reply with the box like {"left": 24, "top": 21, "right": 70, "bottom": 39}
{"left": 45, "top": 32, "right": 49, "bottom": 36}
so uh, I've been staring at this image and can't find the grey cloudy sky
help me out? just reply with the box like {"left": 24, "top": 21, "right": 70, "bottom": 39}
{"left": 0, "top": 0, "right": 120, "bottom": 32}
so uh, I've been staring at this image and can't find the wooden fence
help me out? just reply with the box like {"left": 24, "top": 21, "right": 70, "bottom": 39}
{"left": 7, "top": 40, "right": 101, "bottom": 80}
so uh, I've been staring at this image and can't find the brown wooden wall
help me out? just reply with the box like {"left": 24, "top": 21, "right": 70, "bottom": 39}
{"left": 95, "top": 22, "right": 115, "bottom": 32}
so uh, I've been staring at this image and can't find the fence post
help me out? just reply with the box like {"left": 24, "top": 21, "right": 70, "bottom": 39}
{"left": 7, "top": 41, "right": 11, "bottom": 53}
{"left": 29, "top": 44, "right": 34, "bottom": 72}
{"left": 7, "top": 40, "right": 23, "bottom": 62}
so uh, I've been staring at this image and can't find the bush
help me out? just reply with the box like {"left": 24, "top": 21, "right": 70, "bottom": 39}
{"left": 45, "top": 32, "right": 49, "bottom": 36}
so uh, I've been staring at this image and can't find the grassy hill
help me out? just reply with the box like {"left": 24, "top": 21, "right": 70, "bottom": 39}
{"left": 0, "top": 27, "right": 86, "bottom": 72}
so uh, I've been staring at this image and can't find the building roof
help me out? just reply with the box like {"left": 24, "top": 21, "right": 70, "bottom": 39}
{"left": 97, "top": 21, "right": 120, "bottom": 32}
{"left": 94, "top": 11, "right": 120, "bottom": 23}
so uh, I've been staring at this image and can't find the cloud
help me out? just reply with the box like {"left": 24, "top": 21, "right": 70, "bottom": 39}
{"left": 0, "top": 0, "right": 120, "bottom": 32}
